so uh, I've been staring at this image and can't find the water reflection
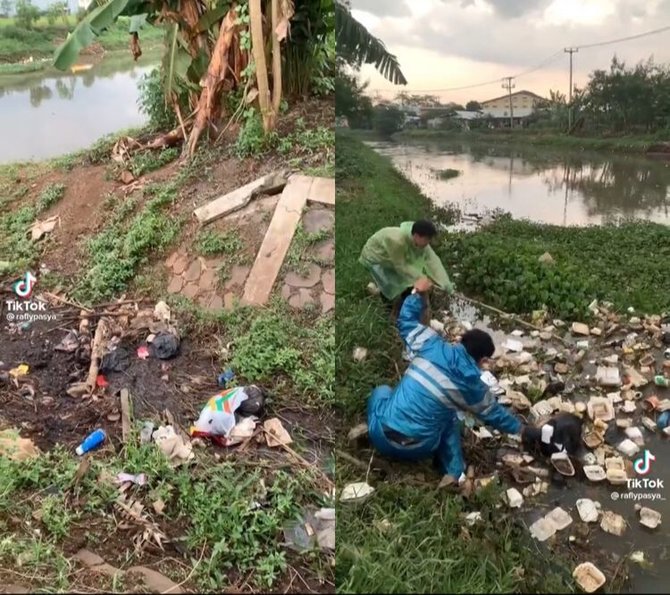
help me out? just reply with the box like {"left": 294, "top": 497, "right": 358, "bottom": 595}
{"left": 369, "top": 140, "right": 670, "bottom": 226}
{"left": 0, "top": 51, "right": 160, "bottom": 164}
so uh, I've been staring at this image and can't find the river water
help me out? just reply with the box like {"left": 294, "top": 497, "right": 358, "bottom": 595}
{"left": 367, "top": 139, "right": 670, "bottom": 227}
{"left": 0, "top": 51, "right": 159, "bottom": 164}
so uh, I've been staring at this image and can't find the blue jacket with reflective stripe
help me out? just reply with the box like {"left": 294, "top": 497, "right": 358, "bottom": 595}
{"left": 380, "top": 293, "right": 522, "bottom": 442}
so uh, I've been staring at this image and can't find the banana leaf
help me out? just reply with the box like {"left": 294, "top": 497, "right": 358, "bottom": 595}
{"left": 162, "top": 23, "right": 193, "bottom": 100}
{"left": 53, "top": 0, "right": 151, "bottom": 70}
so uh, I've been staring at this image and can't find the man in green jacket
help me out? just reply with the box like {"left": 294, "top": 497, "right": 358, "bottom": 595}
{"left": 359, "top": 220, "right": 455, "bottom": 318}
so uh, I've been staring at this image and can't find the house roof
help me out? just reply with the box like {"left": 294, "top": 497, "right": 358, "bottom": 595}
{"left": 481, "top": 90, "right": 545, "bottom": 105}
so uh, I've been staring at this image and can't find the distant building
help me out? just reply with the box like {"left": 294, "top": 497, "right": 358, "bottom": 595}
{"left": 480, "top": 90, "right": 544, "bottom": 127}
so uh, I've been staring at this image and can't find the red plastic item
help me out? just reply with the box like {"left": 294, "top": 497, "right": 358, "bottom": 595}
{"left": 137, "top": 345, "right": 150, "bottom": 360}
{"left": 96, "top": 374, "right": 109, "bottom": 388}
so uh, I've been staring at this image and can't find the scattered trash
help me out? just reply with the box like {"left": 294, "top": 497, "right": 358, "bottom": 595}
{"left": 154, "top": 301, "right": 171, "bottom": 322}
{"left": 637, "top": 506, "right": 662, "bottom": 529}
{"left": 502, "top": 338, "right": 524, "bottom": 353}
{"left": 551, "top": 452, "right": 575, "bottom": 476}
{"left": 116, "top": 473, "right": 147, "bottom": 486}
{"left": 506, "top": 487, "right": 523, "bottom": 508}
{"left": 641, "top": 417, "right": 658, "bottom": 432}
{"left": 190, "top": 387, "right": 260, "bottom": 445}
{"left": 430, "top": 319, "right": 445, "bottom": 333}
{"left": 465, "top": 511, "right": 482, "bottom": 526}
{"left": 55, "top": 331, "right": 79, "bottom": 353}
{"left": 137, "top": 346, "right": 150, "bottom": 360}
{"left": 654, "top": 375, "right": 670, "bottom": 388}
{"left": 600, "top": 511, "right": 626, "bottom": 536}
{"left": 30, "top": 215, "right": 60, "bottom": 241}
{"left": 150, "top": 332, "right": 180, "bottom": 360}
{"left": 529, "top": 516, "right": 556, "bottom": 541}
{"left": 658, "top": 410, "right": 670, "bottom": 430}
{"left": 353, "top": 347, "right": 368, "bottom": 362}
{"left": 596, "top": 366, "right": 621, "bottom": 387}
{"left": 573, "top": 562, "right": 606, "bottom": 593}
{"left": 587, "top": 397, "right": 615, "bottom": 422}
{"left": 0, "top": 429, "right": 39, "bottom": 461}
{"left": 616, "top": 438, "right": 640, "bottom": 457}
{"left": 340, "top": 482, "right": 374, "bottom": 503}
{"left": 571, "top": 322, "right": 590, "bottom": 336}
{"left": 366, "top": 282, "right": 380, "bottom": 296}
{"left": 624, "top": 426, "right": 644, "bottom": 446}
{"left": 217, "top": 368, "right": 235, "bottom": 387}
{"left": 140, "top": 421, "right": 155, "bottom": 444}
{"left": 283, "top": 507, "right": 335, "bottom": 551}
{"left": 264, "top": 418, "right": 293, "bottom": 447}
{"left": 152, "top": 425, "right": 194, "bottom": 467}
{"left": 583, "top": 465, "right": 607, "bottom": 481}
{"left": 76, "top": 429, "right": 106, "bottom": 456}
{"left": 546, "top": 507, "right": 572, "bottom": 530}
{"left": 576, "top": 499, "right": 600, "bottom": 523}
{"left": 100, "top": 347, "right": 131, "bottom": 373}
{"left": 95, "top": 374, "right": 109, "bottom": 388}
{"left": 9, "top": 364, "right": 29, "bottom": 379}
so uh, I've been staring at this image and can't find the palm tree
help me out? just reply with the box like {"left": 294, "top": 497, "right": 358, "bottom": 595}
{"left": 335, "top": 0, "right": 406, "bottom": 85}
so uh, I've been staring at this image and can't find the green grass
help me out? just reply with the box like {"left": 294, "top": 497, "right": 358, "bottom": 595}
{"left": 0, "top": 18, "right": 164, "bottom": 63}
{"left": 0, "top": 433, "right": 326, "bottom": 591}
{"left": 0, "top": 60, "right": 46, "bottom": 75}
{"left": 334, "top": 130, "right": 574, "bottom": 593}
{"left": 75, "top": 183, "right": 182, "bottom": 303}
{"left": 435, "top": 167, "right": 460, "bottom": 180}
{"left": 195, "top": 229, "right": 243, "bottom": 256}
{"left": 128, "top": 147, "right": 180, "bottom": 177}
{"left": 395, "top": 128, "right": 662, "bottom": 154}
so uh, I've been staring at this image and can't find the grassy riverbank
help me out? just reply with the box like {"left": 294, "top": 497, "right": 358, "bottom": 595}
{"left": 335, "top": 130, "right": 574, "bottom": 593}
{"left": 395, "top": 128, "right": 667, "bottom": 154}
{"left": 0, "top": 17, "right": 164, "bottom": 67}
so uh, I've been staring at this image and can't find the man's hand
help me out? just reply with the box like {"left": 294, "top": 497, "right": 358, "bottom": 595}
{"left": 414, "top": 276, "right": 433, "bottom": 293}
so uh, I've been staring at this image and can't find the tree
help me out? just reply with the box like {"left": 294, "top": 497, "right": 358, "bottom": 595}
{"left": 46, "top": 2, "right": 62, "bottom": 24}
{"left": 335, "top": 0, "right": 406, "bottom": 85}
{"left": 373, "top": 103, "right": 404, "bottom": 136}
{"left": 15, "top": 0, "right": 39, "bottom": 28}
{"left": 0, "top": 0, "right": 12, "bottom": 17}
{"left": 336, "top": 69, "right": 373, "bottom": 127}
{"left": 53, "top": 0, "right": 334, "bottom": 157}
{"left": 466, "top": 100, "right": 481, "bottom": 111}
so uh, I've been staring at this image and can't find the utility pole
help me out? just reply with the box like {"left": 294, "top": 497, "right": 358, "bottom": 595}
{"left": 564, "top": 47, "right": 578, "bottom": 130}
{"left": 502, "top": 77, "right": 515, "bottom": 129}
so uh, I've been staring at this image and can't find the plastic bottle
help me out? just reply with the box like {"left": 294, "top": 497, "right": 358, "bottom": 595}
{"left": 76, "top": 429, "right": 106, "bottom": 455}
{"left": 217, "top": 368, "right": 235, "bottom": 388}
{"left": 658, "top": 411, "right": 670, "bottom": 431}
{"left": 654, "top": 375, "right": 670, "bottom": 388}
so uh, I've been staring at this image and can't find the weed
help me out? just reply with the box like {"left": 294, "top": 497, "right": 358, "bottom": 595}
{"left": 284, "top": 224, "right": 331, "bottom": 275}
{"left": 75, "top": 183, "right": 181, "bottom": 302}
{"left": 129, "top": 147, "right": 180, "bottom": 177}
{"left": 36, "top": 182, "right": 65, "bottom": 211}
{"left": 195, "top": 230, "right": 243, "bottom": 256}
{"left": 435, "top": 168, "right": 460, "bottom": 180}
{"left": 234, "top": 108, "right": 279, "bottom": 158}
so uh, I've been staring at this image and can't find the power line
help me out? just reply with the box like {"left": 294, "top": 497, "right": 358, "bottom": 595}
{"left": 366, "top": 23, "right": 670, "bottom": 95}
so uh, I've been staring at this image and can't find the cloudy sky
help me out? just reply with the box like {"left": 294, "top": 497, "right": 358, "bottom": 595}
{"left": 351, "top": 0, "right": 670, "bottom": 104}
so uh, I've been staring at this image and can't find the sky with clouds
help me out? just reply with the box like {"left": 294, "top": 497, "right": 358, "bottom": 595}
{"left": 351, "top": 0, "right": 670, "bottom": 104}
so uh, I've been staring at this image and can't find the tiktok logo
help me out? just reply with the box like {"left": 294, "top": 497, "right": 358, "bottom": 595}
{"left": 633, "top": 450, "right": 656, "bottom": 476}
{"left": 13, "top": 272, "right": 37, "bottom": 299}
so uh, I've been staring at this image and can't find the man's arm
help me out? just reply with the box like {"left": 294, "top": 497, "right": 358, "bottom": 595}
{"left": 396, "top": 292, "right": 440, "bottom": 355}
{"left": 462, "top": 382, "right": 522, "bottom": 435}
{"left": 424, "top": 246, "right": 454, "bottom": 294}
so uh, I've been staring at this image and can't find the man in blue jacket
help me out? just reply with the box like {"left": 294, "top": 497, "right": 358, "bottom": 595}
{"left": 367, "top": 277, "right": 534, "bottom": 484}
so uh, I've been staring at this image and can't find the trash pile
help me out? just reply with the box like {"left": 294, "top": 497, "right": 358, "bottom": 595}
{"left": 346, "top": 299, "right": 670, "bottom": 593}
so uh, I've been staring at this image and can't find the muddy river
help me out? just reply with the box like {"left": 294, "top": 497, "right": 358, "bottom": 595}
{"left": 367, "top": 139, "right": 670, "bottom": 227}
{"left": 451, "top": 298, "right": 670, "bottom": 594}
{"left": 0, "top": 51, "right": 160, "bottom": 164}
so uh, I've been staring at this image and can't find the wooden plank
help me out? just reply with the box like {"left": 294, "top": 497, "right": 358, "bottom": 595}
{"left": 120, "top": 389, "right": 131, "bottom": 444}
{"left": 307, "top": 176, "right": 335, "bottom": 205}
{"left": 242, "top": 176, "right": 312, "bottom": 305}
{"left": 193, "top": 171, "right": 288, "bottom": 224}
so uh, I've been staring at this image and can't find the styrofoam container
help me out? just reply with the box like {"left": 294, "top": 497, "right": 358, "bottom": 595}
{"left": 600, "top": 511, "right": 626, "bottom": 536}
{"left": 617, "top": 438, "right": 640, "bottom": 457}
{"left": 576, "top": 499, "right": 600, "bottom": 523}
{"left": 529, "top": 516, "right": 557, "bottom": 541}
{"left": 583, "top": 465, "right": 606, "bottom": 482}
{"left": 638, "top": 507, "right": 662, "bottom": 529}
{"left": 573, "top": 562, "right": 606, "bottom": 593}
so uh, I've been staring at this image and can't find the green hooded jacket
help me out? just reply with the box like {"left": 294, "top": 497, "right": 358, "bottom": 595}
{"left": 359, "top": 221, "right": 454, "bottom": 300}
